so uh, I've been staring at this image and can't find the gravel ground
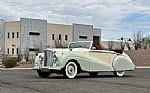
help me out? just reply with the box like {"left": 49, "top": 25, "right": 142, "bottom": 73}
{"left": 1, "top": 61, "right": 34, "bottom": 68}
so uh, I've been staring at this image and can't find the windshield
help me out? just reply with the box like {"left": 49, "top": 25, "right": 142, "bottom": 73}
{"left": 68, "top": 42, "right": 91, "bottom": 49}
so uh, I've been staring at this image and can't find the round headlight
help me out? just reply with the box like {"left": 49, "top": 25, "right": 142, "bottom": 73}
{"left": 39, "top": 55, "right": 44, "bottom": 61}
{"left": 53, "top": 55, "right": 57, "bottom": 62}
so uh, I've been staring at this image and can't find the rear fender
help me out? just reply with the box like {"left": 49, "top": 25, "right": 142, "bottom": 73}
{"left": 112, "top": 52, "right": 135, "bottom": 71}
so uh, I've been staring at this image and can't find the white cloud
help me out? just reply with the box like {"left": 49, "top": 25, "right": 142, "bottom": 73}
{"left": 0, "top": 0, "right": 150, "bottom": 40}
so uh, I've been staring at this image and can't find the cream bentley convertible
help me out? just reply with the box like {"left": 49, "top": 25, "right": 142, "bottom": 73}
{"left": 33, "top": 41, "right": 135, "bottom": 78}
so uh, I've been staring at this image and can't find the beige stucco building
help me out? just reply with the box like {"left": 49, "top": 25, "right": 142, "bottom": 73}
{"left": 1, "top": 18, "right": 101, "bottom": 57}
{"left": 47, "top": 23, "right": 73, "bottom": 48}
{"left": 5, "top": 21, "right": 20, "bottom": 55}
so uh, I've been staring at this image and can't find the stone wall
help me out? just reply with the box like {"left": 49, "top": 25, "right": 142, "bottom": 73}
{"left": 124, "top": 49, "right": 150, "bottom": 66}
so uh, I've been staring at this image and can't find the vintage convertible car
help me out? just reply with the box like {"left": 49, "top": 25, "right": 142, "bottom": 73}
{"left": 33, "top": 41, "right": 135, "bottom": 78}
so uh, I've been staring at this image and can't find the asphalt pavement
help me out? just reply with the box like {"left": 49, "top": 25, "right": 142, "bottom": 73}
{"left": 1, "top": 68, "right": 150, "bottom": 93}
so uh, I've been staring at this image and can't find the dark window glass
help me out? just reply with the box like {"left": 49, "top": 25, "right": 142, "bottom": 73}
{"left": 7, "top": 48, "right": 9, "bottom": 54}
{"left": 59, "top": 34, "right": 61, "bottom": 40}
{"left": 52, "top": 34, "right": 55, "bottom": 40}
{"left": 17, "top": 32, "right": 19, "bottom": 38}
{"left": 8, "top": 32, "right": 10, "bottom": 38}
{"left": 29, "top": 48, "right": 39, "bottom": 51}
{"left": 79, "top": 36, "right": 87, "bottom": 39}
{"left": 16, "top": 48, "right": 18, "bottom": 54}
{"left": 29, "top": 32, "right": 40, "bottom": 35}
{"left": 12, "top": 32, "right": 14, "bottom": 38}
{"left": 65, "top": 35, "right": 68, "bottom": 41}
{"left": 12, "top": 48, "right": 14, "bottom": 54}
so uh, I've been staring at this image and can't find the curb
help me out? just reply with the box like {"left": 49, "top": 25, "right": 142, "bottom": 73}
{"left": 1, "top": 68, "right": 32, "bottom": 70}
{"left": 136, "top": 66, "right": 150, "bottom": 68}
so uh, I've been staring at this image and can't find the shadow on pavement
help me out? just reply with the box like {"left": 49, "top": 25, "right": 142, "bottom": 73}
{"left": 33, "top": 74, "right": 136, "bottom": 79}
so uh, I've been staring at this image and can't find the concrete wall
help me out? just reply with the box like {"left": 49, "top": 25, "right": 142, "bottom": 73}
{"left": 0, "top": 19, "right": 5, "bottom": 50}
{"left": 72, "top": 24, "right": 101, "bottom": 43}
{"left": 47, "top": 23, "right": 72, "bottom": 48}
{"left": 73, "top": 24, "right": 93, "bottom": 42}
{"left": 5, "top": 21, "right": 20, "bottom": 55}
{"left": 20, "top": 18, "right": 47, "bottom": 54}
{"left": 93, "top": 28, "right": 101, "bottom": 42}
{"left": 125, "top": 49, "right": 150, "bottom": 66}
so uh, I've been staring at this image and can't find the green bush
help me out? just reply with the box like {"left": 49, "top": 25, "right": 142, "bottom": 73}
{"left": 2, "top": 57, "right": 17, "bottom": 68}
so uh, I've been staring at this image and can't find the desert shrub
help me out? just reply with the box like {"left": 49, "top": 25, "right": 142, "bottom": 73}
{"left": 2, "top": 57, "right": 17, "bottom": 68}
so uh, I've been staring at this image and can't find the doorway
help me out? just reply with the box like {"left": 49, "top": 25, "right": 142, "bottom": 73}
{"left": 93, "top": 36, "right": 100, "bottom": 44}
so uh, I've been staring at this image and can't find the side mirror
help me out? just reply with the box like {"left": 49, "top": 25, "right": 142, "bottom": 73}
{"left": 69, "top": 48, "right": 72, "bottom": 51}
{"left": 36, "top": 52, "right": 38, "bottom": 56}
{"left": 92, "top": 47, "right": 96, "bottom": 50}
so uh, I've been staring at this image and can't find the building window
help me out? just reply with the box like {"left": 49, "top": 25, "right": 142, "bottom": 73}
{"left": 12, "top": 44, "right": 16, "bottom": 47}
{"left": 79, "top": 36, "right": 87, "bottom": 39}
{"left": 12, "top": 48, "right": 14, "bottom": 54}
{"left": 17, "top": 32, "right": 19, "bottom": 38}
{"left": 16, "top": 48, "right": 18, "bottom": 54}
{"left": 8, "top": 32, "right": 10, "bottom": 38}
{"left": 59, "top": 34, "right": 61, "bottom": 40}
{"left": 65, "top": 35, "right": 68, "bottom": 41}
{"left": 29, "top": 48, "right": 39, "bottom": 51}
{"left": 29, "top": 32, "right": 40, "bottom": 35}
{"left": 12, "top": 32, "right": 14, "bottom": 38}
{"left": 52, "top": 34, "right": 55, "bottom": 40}
{"left": 7, "top": 48, "right": 9, "bottom": 54}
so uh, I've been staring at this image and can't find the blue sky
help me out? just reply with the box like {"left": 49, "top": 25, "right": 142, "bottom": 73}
{"left": 0, "top": 0, "right": 150, "bottom": 40}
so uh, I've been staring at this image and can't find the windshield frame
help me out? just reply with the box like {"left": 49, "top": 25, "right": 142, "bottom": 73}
{"left": 68, "top": 41, "right": 93, "bottom": 49}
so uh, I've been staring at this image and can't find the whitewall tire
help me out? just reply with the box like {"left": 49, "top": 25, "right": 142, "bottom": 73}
{"left": 113, "top": 71, "right": 125, "bottom": 77}
{"left": 65, "top": 62, "right": 77, "bottom": 79}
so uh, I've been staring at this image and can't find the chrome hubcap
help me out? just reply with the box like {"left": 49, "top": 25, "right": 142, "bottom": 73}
{"left": 65, "top": 62, "right": 77, "bottom": 78}
{"left": 67, "top": 65, "right": 75, "bottom": 76}
{"left": 118, "top": 71, "right": 123, "bottom": 74}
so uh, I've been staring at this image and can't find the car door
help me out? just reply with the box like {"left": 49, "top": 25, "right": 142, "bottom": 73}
{"left": 86, "top": 50, "right": 114, "bottom": 71}
{"left": 70, "top": 48, "right": 90, "bottom": 71}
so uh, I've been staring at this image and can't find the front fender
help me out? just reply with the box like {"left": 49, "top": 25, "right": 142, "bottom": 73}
{"left": 113, "top": 52, "right": 135, "bottom": 71}
{"left": 59, "top": 53, "right": 90, "bottom": 71}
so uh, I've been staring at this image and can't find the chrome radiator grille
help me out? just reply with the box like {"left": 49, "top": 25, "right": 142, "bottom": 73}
{"left": 44, "top": 50, "right": 53, "bottom": 67}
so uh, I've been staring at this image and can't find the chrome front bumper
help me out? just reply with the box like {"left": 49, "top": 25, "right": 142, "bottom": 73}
{"left": 33, "top": 66, "right": 61, "bottom": 70}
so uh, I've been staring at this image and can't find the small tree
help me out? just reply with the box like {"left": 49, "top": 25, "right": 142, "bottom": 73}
{"left": 120, "top": 37, "right": 125, "bottom": 51}
{"left": 54, "top": 37, "right": 63, "bottom": 48}
{"left": 142, "top": 35, "right": 150, "bottom": 49}
{"left": 22, "top": 48, "right": 29, "bottom": 62}
{"left": 133, "top": 31, "right": 143, "bottom": 50}
{"left": 125, "top": 38, "right": 132, "bottom": 50}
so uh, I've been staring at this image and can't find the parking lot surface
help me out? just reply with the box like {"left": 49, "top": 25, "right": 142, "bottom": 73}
{"left": 1, "top": 68, "right": 150, "bottom": 93}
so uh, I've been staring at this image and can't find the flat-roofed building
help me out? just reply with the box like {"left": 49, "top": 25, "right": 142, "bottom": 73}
{"left": 0, "top": 19, "right": 5, "bottom": 50}
{"left": 1, "top": 18, "right": 101, "bottom": 59}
